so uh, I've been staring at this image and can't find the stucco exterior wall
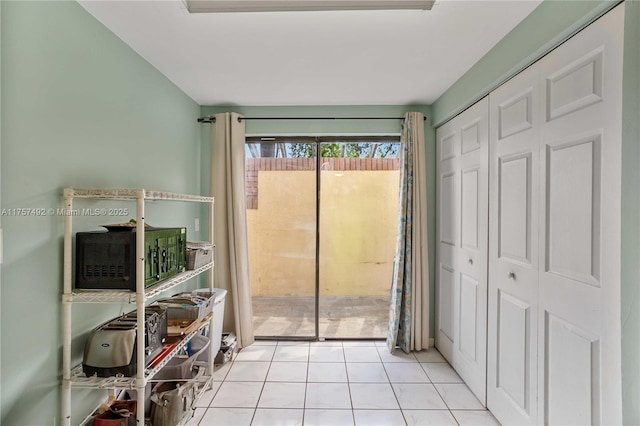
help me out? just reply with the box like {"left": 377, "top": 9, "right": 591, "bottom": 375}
{"left": 248, "top": 168, "right": 399, "bottom": 297}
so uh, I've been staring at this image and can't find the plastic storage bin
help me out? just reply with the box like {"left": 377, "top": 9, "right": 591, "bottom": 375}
{"left": 150, "top": 381, "right": 196, "bottom": 426}
{"left": 186, "top": 241, "right": 213, "bottom": 270}
{"left": 194, "top": 288, "right": 227, "bottom": 358}
{"left": 156, "top": 293, "right": 214, "bottom": 322}
{"left": 153, "top": 334, "right": 210, "bottom": 380}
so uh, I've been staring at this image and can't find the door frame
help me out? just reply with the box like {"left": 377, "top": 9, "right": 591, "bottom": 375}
{"left": 246, "top": 135, "right": 401, "bottom": 341}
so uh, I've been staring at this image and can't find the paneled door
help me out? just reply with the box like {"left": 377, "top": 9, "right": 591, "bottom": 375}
{"left": 436, "top": 111, "right": 460, "bottom": 364}
{"left": 454, "top": 99, "right": 489, "bottom": 404}
{"left": 436, "top": 97, "right": 489, "bottom": 404}
{"left": 536, "top": 5, "right": 623, "bottom": 424}
{"left": 488, "top": 4, "right": 624, "bottom": 425}
{"left": 487, "top": 64, "right": 540, "bottom": 425}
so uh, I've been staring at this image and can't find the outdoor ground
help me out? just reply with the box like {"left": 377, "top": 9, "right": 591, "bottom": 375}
{"left": 252, "top": 296, "right": 389, "bottom": 339}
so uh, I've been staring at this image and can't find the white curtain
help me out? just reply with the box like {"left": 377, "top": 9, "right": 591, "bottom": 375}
{"left": 387, "top": 111, "right": 429, "bottom": 353}
{"left": 210, "top": 112, "right": 254, "bottom": 349}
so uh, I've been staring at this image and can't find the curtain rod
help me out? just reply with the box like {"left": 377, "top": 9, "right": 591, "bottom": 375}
{"left": 197, "top": 116, "right": 427, "bottom": 123}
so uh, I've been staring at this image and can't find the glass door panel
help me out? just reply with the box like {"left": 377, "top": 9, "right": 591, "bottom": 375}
{"left": 246, "top": 141, "right": 317, "bottom": 338}
{"left": 318, "top": 141, "right": 401, "bottom": 338}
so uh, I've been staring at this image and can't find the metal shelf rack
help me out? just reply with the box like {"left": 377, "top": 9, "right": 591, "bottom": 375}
{"left": 66, "top": 263, "right": 213, "bottom": 304}
{"left": 61, "top": 188, "right": 214, "bottom": 426}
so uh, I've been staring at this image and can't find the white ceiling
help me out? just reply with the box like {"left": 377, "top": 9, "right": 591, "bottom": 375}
{"left": 78, "top": 0, "right": 542, "bottom": 106}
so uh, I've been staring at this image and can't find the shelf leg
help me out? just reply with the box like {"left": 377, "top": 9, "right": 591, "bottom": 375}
{"left": 62, "top": 189, "right": 73, "bottom": 426}
{"left": 135, "top": 189, "right": 146, "bottom": 425}
{"left": 208, "top": 199, "right": 215, "bottom": 377}
{"left": 209, "top": 198, "right": 214, "bottom": 291}
{"left": 61, "top": 300, "right": 72, "bottom": 426}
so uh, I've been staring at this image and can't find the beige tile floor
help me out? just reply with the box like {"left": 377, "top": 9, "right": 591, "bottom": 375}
{"left": 186, "top": 340, "right": 501, "bottom": 426}
{"left": 252, "top": 296, "right": 389, "bottom": 339}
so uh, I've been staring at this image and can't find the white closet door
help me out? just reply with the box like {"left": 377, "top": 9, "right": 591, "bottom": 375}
{"left": 537, "top": 5, "right": 623, "bottom": 424}
{"left": 436, "top": 116, "right": 460, "bottom": 364}
{"left": 454, "top": 98, "right": 489, "bottom": 404}
{"left": 488, "top": 64, "right": 540, "bottom": 425}
{"left": 436, "top": 98, "right": 489, "bottom": 404}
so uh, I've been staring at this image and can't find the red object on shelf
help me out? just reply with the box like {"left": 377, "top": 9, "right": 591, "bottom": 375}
{"left": 92, "top": 401, "right": 136, "bottom": 426}
{"left": 92, "top": 415, "right": 127, "bottom": 426}
{"left": 149, "top": 344, "right": 177, "bottom": 368}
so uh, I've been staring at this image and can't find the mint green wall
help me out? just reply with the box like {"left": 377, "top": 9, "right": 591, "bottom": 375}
{"left": 621, "top": 2, "right": 640, "bottom": 424}
{"left": 1, "top": 1, "right": 202, "bottom": 424}
{"left": 432, "top": 0, "right": 617, "bottom": 126}
{"left": 200, "top": 105, "right": 437, "bottom": 337}
{"left": 0, "top": 1, "right": 3, "bottom": 420}
{"left": 433, "top": 0, "right": 639, "bottom": 422}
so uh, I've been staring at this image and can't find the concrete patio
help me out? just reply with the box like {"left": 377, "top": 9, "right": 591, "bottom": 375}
{"left": 252, "top": 296, "right": 389, "bottom": 339}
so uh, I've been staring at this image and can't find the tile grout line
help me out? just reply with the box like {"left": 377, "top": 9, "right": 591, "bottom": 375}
{"left": 249, "top": 376, "right": 266, "bottom": 425}
{"left": 301, "top": 342, "right": 311, "bottom": 425}
{"left": 382, "top": 346, "right": 409, "bottom": 426}
{"left": 250, "top": 341, "right": 278, "bottom": 423}
{"left": 197, "top": 379, "right": 224, "bottom": 426}
{"left": 341, "top": 344, "right": 357, "bottom": 425}
{"left": 417, "top": 357, "right": 462, "bottom": 422}
{"left": 431, "top": 380, "right": 462, "bottom": 425}
{"left": 418, "top": 360, "right": 463, "bottom": 425}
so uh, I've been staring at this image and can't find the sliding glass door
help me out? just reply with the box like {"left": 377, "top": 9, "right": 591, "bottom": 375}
{"left": 246, "top": 137, "right": 400, "bottom": 339}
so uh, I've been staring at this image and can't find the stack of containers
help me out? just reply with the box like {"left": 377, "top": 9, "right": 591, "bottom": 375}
{"left": 148, "top": 289, "right": 227, "bottom": 425}
{"left": 153, "top": 288, "right": 227, "bottom": 379}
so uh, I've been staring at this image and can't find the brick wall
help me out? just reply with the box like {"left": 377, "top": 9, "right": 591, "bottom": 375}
{"left": 245, "top": 157, "right": 400, "bottom": 209}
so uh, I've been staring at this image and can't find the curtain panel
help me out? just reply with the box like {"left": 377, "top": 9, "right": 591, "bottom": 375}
{"left": 387, "top": 111, "right": 429, "bottom": 353}
{"left": 210, "top": 112, "right": 255, "bottom": 349}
